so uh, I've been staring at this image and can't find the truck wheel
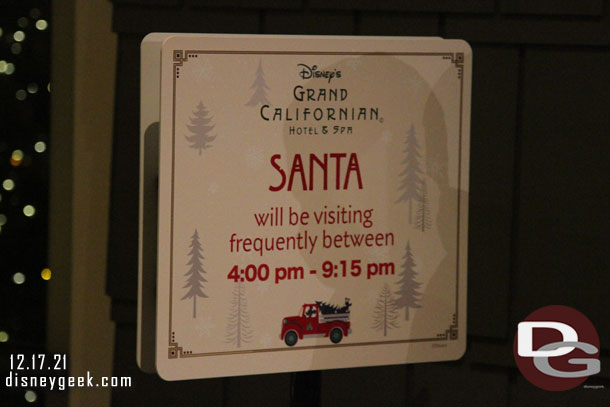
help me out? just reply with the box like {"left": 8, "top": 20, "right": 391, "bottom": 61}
{"left": 330, "top": 328, "right": 343, "bottom": 344}
{"left": 284, "top": 331, "right": 298, "bottom": 347}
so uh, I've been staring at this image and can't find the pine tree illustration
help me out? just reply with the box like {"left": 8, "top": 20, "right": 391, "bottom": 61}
{"left": 394, "top": 242, "right": 423, "bottom": 321}
{"left": 414, "top": 178, "right": 432, "bottom": 232}
{"left": 396, "top": 124, "right": 424, "bottom": 224}
{"left": 372, "top": 283, "right": 399, "bottom": 336}
{"left": 181, "top": 229, "right": 208, "bottom": 318}
{"left": 225, "top": 282, "right": 253, "bottom": 348}
{"left": 245, "top": 59, "right": 270, "bottom": 107}
{"left": 185, "top": 101, "right": 216, "bottom": 155}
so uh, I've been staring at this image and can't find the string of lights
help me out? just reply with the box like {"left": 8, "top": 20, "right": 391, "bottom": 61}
{"left": 1, "top": 1, "right": 51, "bottom": 405}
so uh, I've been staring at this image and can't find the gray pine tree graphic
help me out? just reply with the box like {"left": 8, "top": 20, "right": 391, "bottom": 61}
{"left": 394, "top": 242, "right": 423, "bottom": 320}
{"left": 245, "top": 59, "right": 270, "bottom": 107}
{"left": 181, "top": 229, "right": 208, "bottom": 318}
{"left": 185, "top": 101, "right": 216, "bottom": 154}
{"left": 225, "top": 282, "right": 253, "bottom": 348}
{"left": 415, "top": 178, "right": 432, "bottom": 232}
{"left": 372, "top": 283, "right": 399, "bottom": 336}
{"left": 396, "top": 124, "right": 424, "bottom": 224}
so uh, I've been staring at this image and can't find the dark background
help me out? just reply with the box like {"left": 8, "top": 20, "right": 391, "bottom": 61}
{"left": 107, "top": 1, "right": 610, "bottom": 406}
{"left": 0, "top": 1, "right": 51, "bottom": 405}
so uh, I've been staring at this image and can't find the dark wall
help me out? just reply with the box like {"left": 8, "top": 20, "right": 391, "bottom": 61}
{"left": 106, "top": 1, "right": 610, "bottom": 405}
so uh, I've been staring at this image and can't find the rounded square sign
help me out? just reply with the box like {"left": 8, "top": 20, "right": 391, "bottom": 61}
{"left": 151, "top": 34, "right": 471, "bottom": 380}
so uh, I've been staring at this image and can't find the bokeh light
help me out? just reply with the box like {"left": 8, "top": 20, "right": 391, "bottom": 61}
{"left": 36, "top": 19, "right": 48, "bottom": 31}
{"left": 16, "top": 89, "right": 27, "bottom": 101}
{"left": 11, "top": 43, "right": 22, "bottom": 55}
{"left": 0, "top": 331, "right": 9, "bottom": 343}
{"left": 13, "top": 272, "right": 26, "bottom": 285}
{"left": 17, "top": 17, "right": 29, "bottom": 28}
{"left": 5, "top": 63, "right": 15, "bottom": 75}
{"left": 3, "top": 179, "right": 15, "bottom": 191}
{"left": 41, "top": 268, "right": 52, "bottom": 280}
{"left": 11, "top": 149, "right": 24, "bottom": 166}
{"left": 34, "top": 141, "right": 46, "bottom": 153}
{"left": 13, "top": 30, "right": 25, "bottom": 42}
{"left": 12, "top": 149, "right": 24, "bottom": 161}
{"left": 27, "top": 83, "right": 39, "bottom": 94}
{"left": 0, "top": 214, "right": 6, "bottom": 226}
{"left": 23, "top": 205, "right": 36, "bottom": 217}
{"left": 25, "top": 390, "right": 37, "bottom": 403}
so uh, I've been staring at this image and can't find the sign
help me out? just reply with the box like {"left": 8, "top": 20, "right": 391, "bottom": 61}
{"left": 139, "top": 34, "right": 472, "bottom": 380}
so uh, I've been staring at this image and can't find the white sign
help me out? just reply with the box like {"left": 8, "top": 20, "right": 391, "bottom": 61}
{"left": 139, "top": 34, "right": 471, "bottom": 380}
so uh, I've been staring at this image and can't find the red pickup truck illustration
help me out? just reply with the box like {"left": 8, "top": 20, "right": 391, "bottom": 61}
{"left": 280, "top": 298, "right": 352, "bottom": 346}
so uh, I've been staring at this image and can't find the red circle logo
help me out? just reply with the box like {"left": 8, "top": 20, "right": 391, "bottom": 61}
{"left": 513, "top": 305, "right": 600, "bottom": 391}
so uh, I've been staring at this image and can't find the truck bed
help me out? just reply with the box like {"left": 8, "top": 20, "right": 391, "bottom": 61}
{"left": 319, "top": 313, "right": 349, "bottom": 323}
